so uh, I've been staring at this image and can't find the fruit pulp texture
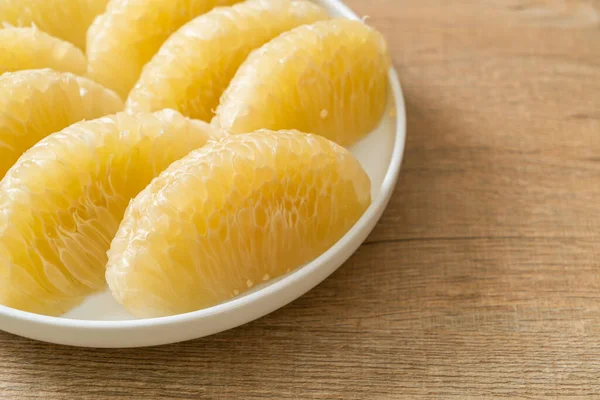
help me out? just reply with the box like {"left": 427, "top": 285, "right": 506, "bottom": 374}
{"left": 0, "top": 69, "right": 123, "bottom": 178}
{"left": 0, "top": 0, "right": 109, "bottom": 50}
{"left": 213, "top": 18, "right": 391, "bottom": 147}
{"left": 0, "top": 110, "right": 222, "bottom": 316}
{"left": 0, "top": 27, "right": 87, "bottom": 75}
{"left": 86, "top": 0, "right": 243, "bottom": 98}
{"left": 107, "top": 130, "right": 371, "bottom": 317}
{"left": 126, "top": 0, "right": 328, "bottom": 122}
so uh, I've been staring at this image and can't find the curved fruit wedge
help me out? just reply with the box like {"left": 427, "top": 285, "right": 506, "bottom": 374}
{"left": 0, "top": 27, "right": 87, "bottom": 75}
{"left": 106, "top": 129, "right": 371, "bottom": 318}
{"left": 0, "top": 110, "right": 222, "bottom": 316}
{"left": 126, "top": 0, "right": 328, "bottom": 121}
{"left": 213, "top": 19, "right": 391, "bottom": 147}
{"left": 0, "top": 69, "right": 123, "bottom": 178}
{"left": 0, "top": 0, "right": 108, "bottom": 50}
{"left": 87, "top": 0, "right": 243, "bottom": 98}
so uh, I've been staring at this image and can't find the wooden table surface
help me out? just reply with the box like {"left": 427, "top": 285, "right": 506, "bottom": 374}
{"left": 2, "top": 0, "right": 600, "bottom": 398}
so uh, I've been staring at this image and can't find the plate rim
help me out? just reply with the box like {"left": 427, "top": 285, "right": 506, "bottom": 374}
{"left": 0, "top": 0, "right": 406, "bottom": 341}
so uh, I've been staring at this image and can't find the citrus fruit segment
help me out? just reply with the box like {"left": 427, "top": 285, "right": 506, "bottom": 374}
{"left": 212, "top": 19, "right": 391, "bottom": 147}
{"left": 0, "top": 110, "right": 222, "bottom": 316}
{"left": 125, "top": 0, "right": 328, "bottom": 121}
{"left": 0, "top": 69, "right": 123, "bottom": 178}
{"left": 0, "top": 27, "right": 87, "bottom": 75}
{"left": 106, "top": 129, "right": 371, "bottom": 318}
{"left": 87, "top": 0, "right": 243, "bottom": 98}
{"left": 0, "top": 0, "right": 108, "bottom": 50}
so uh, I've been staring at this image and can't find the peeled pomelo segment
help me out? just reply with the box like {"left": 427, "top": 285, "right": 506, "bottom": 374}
{"left": 106, "top": 129, "right": 371, "bottom": 318}
{"left": 212, "top": 18, "right": 391, "bottom": 147}
{"left": 126, "top": 0, "right": 328, "bottom": 122}
{"left": 86, "top": 0, "right": 243, "bottom": 98}
{"left": 0, "top": 0, "right": 109, "bottom": 50}
{"left": 0, "top": 69, "right": 123, "bottom": 178}
{"left": 0, "top": 110, "right": 223, "bottom": 316}
{"left": 0, "top": 27, "right": 87, "bottom": 75}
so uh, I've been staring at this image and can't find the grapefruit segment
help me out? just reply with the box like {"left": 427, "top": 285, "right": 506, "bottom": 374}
{"left": 213, "top": 19, "right": 391, "bottom": 147}
{"left": 86, "top": 0, "right": 243, "bottom": 98}
{"left": 0, "top": 0, "right": 109, "bottom": 50}
{"left": 106, "top": 130, "right": 371, "bottom": 318}
{"left": 0, "top": 110, "right": 223, "bottom": 316}
{"left": 0, "top": 27, "right": 87, "bottom": 75}
{"left": 126, "top": 0, "right": 328, "bottom": 121}
{"left": 0, "top": 69, "right": 123, "bottom": 178}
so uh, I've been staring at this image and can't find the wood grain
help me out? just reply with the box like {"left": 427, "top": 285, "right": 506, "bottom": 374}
{"left": 1, "top": 0, "right": 600, "bottom": 398}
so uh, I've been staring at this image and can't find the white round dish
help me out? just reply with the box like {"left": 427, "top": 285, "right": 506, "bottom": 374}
{"left": 0, "top": 0, "right": 406, "bottom": 348}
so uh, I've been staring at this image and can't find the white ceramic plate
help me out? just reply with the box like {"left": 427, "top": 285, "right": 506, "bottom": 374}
{"left": 0, "top": 0, "right": 406, "bottom": 348}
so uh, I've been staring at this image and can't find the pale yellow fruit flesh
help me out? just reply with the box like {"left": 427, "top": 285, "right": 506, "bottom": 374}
{"left": 126, "top": 0, "right": 328, "bottom": 122}
{"left": 213, "top": 18, "right": 391, "bottom": 147}
{"left": 0, "top": 27, "right": 87, "bottom": 75}
{"left": 87, "top": 0, "right": 243, "bottom": 98}
{"left": 0, "top": 110, "right": 222, "bottom": 316}
{"left": 0, "top": 0, "right": 108, "bottom": 50}
{"left": 106, "top": 130, "right": 371, "bottom": 318}
{"left": 0, "top": 69, "right": 123, "bottom": 178}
